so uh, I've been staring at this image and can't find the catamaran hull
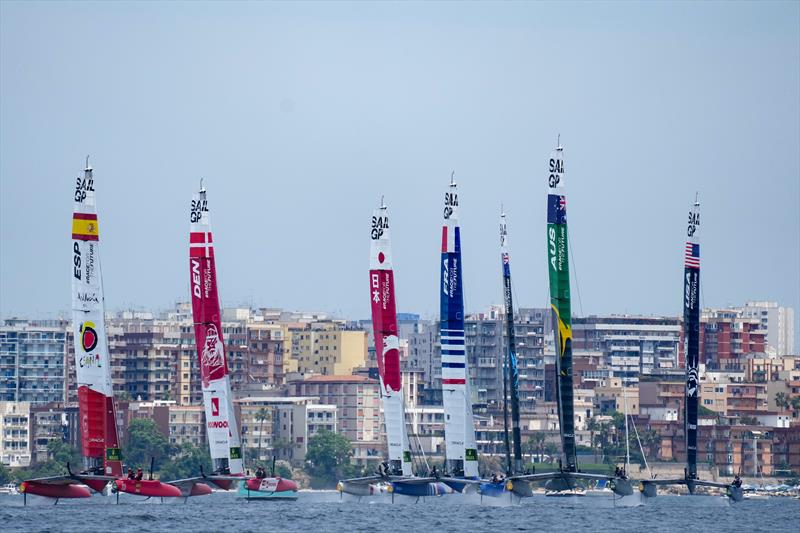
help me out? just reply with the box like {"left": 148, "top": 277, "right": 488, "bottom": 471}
{"left": 114, "top": 479, "right": 183, "bottom": 498}
{"left": 19, "top": 482, "right": 91, "bottom": 499}
{"left": 390, "top": 481, "right": 453, "bottom": 497}
{"left": 337, "top": 481, "right": 384, "bottom": 496}
{"left": 238, "top": 485, "right": 298, "bottom": 500}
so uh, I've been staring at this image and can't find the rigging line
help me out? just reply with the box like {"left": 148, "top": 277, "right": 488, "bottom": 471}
{"left": 566, "top": 225, "right": 584, "bottom": 318}
{"left": 629, "top": 409, "right": 652, "bottom": 480}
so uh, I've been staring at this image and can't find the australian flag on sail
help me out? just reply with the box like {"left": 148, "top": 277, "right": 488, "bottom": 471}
{"left": 684, "top": 242, "right": 700, "bottom": 269}
{"left": 547, "top": 194, "right": 567, "bottom": 224}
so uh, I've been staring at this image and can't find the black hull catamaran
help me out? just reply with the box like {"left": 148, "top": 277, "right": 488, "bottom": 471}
{"left": 640, "top": 197, "right": 743, "bottom": 502}
{"left": 506, "top": 140, "right": 633, "bottom": 498}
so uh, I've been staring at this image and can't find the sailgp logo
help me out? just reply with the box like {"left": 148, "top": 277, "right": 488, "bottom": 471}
{"left": 201, "top": 324, "right": 226, "bottom": 387}
{"left": 211, "top": 397, "right": 220, "bottom": 417}
{"left": 687, "top": 367, "right": 699, "bottom": 397}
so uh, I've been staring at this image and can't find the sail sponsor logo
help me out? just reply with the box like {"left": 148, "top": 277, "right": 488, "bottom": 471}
{"left": 201, "top": 324, "right": 226, "bottom": 387}
{"left": 371, "top": 273, "right": 380, "bottom": 304}
{"left": 687, "top": 366, "right": 699, "bottom": 397}
{"left": 548, "top": 227, "right": 557, "bottom": 271}
{"left": 444, "top": 192, "right": 458, "bottom": 219}
{"left": 79, "top": 353, "right": 102, "bottom": 368}
{"left": 684, "top": 272, "right": 698, "bottom": 311}
{"left": 190, "top": 198, "right": 208, "bottom": 223}
{"left": 208, "top": 420, "right": 229, "bottom": 429}
{"left": 74, "top": 176, "right": 95, "bottom": 202}
{"left": 371, "top": 215, "right": 389, "bottom": 240}
{"left": 84, "top": 243, "right": 97, "bottom": 284}
{"left": 548, "top": 157, "right": 564, "bottom": 188}
{"left": 73, "top": 242, "right": 82, "bottom": 280}
{"left": 687, "top": 210, "right": 699, "bottom": 237}
{"left": 80, "top": 322, "right": 99, "bottom": 352}
{"left": 191, "top": 259, "right": 202, "bottom": 298}
{"left": 442, "top": 257, "right": 458, "bottom": 298}
{"left": 211, "top": 397, "right": 220, "bottom": 416}
{"left": 76, "top": 291, "right": 99, "bottom": 304}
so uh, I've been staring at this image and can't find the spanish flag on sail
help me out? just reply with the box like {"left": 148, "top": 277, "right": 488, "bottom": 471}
{"left": 72, "top": 213, "right": 99, "bottom": 241}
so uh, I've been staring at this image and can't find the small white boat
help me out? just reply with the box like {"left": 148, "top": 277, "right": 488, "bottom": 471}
{"left": 0, "top": 483, "right": 20, "bottom": 495}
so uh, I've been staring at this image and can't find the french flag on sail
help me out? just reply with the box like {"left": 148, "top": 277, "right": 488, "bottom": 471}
{"left": 684, "top": 242, "right": 699, "bottom": 269}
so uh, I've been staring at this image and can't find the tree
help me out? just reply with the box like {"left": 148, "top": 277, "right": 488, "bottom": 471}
{"left": 158, "top": 442, "right": 212, "bottom": 481}
{"left": 0, "top": 462, "right": 12, "bottom": 484}
{"left": 125, "top": 418, "right": 173, "bottom": 474}
{"left": 254, "top": 408, "right": 270, "bottom": 462}
{"left": 525, "top": 432, "right": 546, "bottom": 463}
{"left": 790, "top": 397, "right": 800, "bottom": 416}
{"left": 775, "top": 392, "right": 789, "bottom": 410}
{"left": 586, "top": 417, "right": 600, "bottom": 463}
{"left": 478, "top": 454, "right": 503, "bottom": 477}
{"left": 304, "top": 430, "right": 353, "bottom": 487}
{"left": 544, "top": 443, "right": 560, "bottom": 463}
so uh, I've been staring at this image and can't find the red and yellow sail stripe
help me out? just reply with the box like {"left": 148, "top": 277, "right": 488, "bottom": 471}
{"left": 72, "top": 213, "right": 99, "bottom": 241}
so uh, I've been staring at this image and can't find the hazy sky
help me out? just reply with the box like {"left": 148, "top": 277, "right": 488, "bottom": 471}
{"left": 1, "top": 2, "right": 798, "bottom": 341}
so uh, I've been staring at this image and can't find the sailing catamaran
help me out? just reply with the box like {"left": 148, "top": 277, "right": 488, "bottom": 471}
{"left": 438, "top": 175, "right": 480, "bottom": 493}
{"left": 338, "top": 199, "right": 451, "bottom": 499}
{"left": 20, "top": 160, "right": 123, "bottom": 502}
{"left": 640, "top": 196, "right": 743, "bottom": 501}
{"left": 507, "top": 141, "right": 632, "bottom": 498}
{"left": 21, "top": 160, "right": 199, "bottom": 502}
{"left": 479, "top": 210, "right": 532, "bottom": 499}
{"left": 188, "top": 183, "right": 297, "bottom": 499}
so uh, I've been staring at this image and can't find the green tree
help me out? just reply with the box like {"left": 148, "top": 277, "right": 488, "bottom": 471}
{"left": 586, "top": 417, "right": 600, "bottom": 463}
{"left": 254, "top": 408, "right": 270, "bottom": 462}
{"left": 790, "top": 396, "right": 800, "bottom": 415}
{"left": 525, "top": 432, "right": 546, "bottom": 463}
{"left": 775, "top": 392, "right": 789, "bottom": 410}
{"left": 478, "top": 454, "right": 503, "bottom": 477}
{"left": 305, "top": 429, "right": 353, "bottom": 487}
{"left": 0, "top": 462, "right": 12, "bottom": 484}
{"left": 125, "top": 418, "right": 173, "bottom": 474}
{"left": 274, "top": 459, "right": 292, "bottom": 479}
{"left": 158, "top": 442, "right": 212, "bottom": 481}
{"left": 544, "top": 442, "right": 560, "bottom": 463}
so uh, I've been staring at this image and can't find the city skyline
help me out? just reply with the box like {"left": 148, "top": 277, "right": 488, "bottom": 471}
{"left": 2, "top": 2, "right": 798, "bottom": 339}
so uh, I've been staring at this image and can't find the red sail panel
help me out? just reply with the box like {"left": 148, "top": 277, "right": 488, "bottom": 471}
{"left": 369, "top": 269, "right": 401, "bottom": 392}
{"left": 78, "top": 386, "right": 106, "bottom": 459}
{"left": 190, "top": 254, "right": 228, "bottom": 386}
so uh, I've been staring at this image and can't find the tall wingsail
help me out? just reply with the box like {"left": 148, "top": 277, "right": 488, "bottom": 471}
{"left": 72, "top": 160, "right": 122, "bottom": 477}
{"left": 683, "top": 197, "right": 701, "bottom": 481}
{"left": 500, "top": 210, "right": 523, "bottom": 475}
{"left": 369, "top": 200, "right": 413, "bottom": 476}
{"left": 189, "top": 185, "right": 243, "bottom": 475}
{"left": 440, "top": 175, "right": 479, "bottom": 478}
{"left": 546, "top": 142, "right": 578, "bottom": 472}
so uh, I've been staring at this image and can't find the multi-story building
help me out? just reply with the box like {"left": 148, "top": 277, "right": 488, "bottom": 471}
{"left": 168, "top": 405, "right": 205, "bottom": 448}
{"left": 287, "top": 375, "right": 381, "bottom": 467}
{"left": 234, "top": 395, "right": 335, "bottom": 465}
{"left": 0, "top": 320, "right": 67, "bottom": 404}
{"left": 572, "top": 315, "right": 681, "bottom": 386}
{"left": 740, "top": 301, "right": 795, "bottom": 356}
{"left": 290, "top": 322, "right": 368, "bottom": 377}
{"left": 700, "top": 309, "right": 766, "bottom": 370}
{"left": 29, "top": 402, "right": 70, "bottom": 464}
{"left": 0, "top": 401, "right": 31, "bottom": 467}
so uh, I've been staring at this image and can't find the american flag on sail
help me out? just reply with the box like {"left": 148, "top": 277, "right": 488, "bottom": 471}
{"left": 684, "top": 242, "right": 700, "bottom": 268}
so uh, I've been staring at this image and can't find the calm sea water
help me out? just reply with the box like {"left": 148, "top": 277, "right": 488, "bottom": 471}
{"left": 1, "top": 490, "right": 798, "bottom": 532}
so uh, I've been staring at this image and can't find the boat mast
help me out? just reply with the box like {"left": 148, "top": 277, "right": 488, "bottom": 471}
{"left": 500, "top": 209, "right": 523, "bottom": 475}
{"left": 369, "top": 198, "right": 413, "bottom": 476}
{"left": 683, "top": 195, "right": 701, "bottom": 481}
{"left": 71, "top": 158, "right": 122, "bottom": 476}
{"left": 546, "top": 139, "right": 578, "bottom": 473}
{"left": 440, "top": 173, "right": 479, "bottom": 478}
{"left": 189, "top": 184, "right": 243, "bottom": 475}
